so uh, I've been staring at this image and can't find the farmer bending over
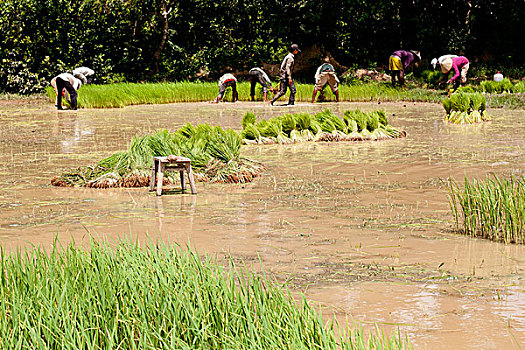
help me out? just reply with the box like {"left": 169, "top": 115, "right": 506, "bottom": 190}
{"left": 72, "top": 66, "right": 95, "bottom": 85}
{"left": 248, "top": 67, "right": 276, "bottom": 102}
{"left": 388, "top": 50, "right": 421, "bottom": 88}
{"left": 311, "top": 57, "right": 340, "bottom": 103}
{"left": 50, "top": 73, "right": 82, "bottom": 110}
{"left": 440, "top": 56, "right": 469, "bottom": 91}
{"left": 271, "top": 44, "right": 300, "bottom": 106}
{"left": 212, "top": 73, "right": 238, "bottom": 103}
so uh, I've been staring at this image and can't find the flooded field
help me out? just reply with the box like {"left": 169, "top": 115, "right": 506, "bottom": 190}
{"left": 0, "top": 101, "right": 524, "bottom": 349}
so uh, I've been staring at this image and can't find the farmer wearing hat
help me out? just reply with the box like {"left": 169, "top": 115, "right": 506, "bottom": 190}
{"left": 212, "top": 73, "right": 238, "bottom": 103}
{"left": 72, "top": 66, "right": 95, "bottom": 85}
{"left": 271, "top": 44, "right": 300, "bottom": 106}
{"left": 431, "top": 55, "right": 457, "bottom": 70}
{"left": 388, "top": 50, "right": 421, "bottom": 88}
{"left": 311, "top": 57, "right": 340, "bottom": 103}
{"left": 50, "top": 72, "right": 82, "bottom": 110}
{"left": 248, "top": 67, "right": 277, "bottom": 102}
{"left": 440, "top": 56, "right": 469, "bottom": 91}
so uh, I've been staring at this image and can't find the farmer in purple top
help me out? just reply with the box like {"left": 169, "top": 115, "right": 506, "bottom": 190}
{"left": 388, "top": 50, "right": 421, "bottom": 87}
{"left": 440, "top": 56, "right": 470, "bottom": 91}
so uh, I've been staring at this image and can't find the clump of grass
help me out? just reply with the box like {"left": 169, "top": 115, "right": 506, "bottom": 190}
{"left": 52, "top": 124, "right": 264, "bottom": 187}
{"left": 442, "top": 92, "right": 491, "bottom": 124}
{"left": 448, "top": 175, "right": 525, "bottom": 244}
{"left": 480, "top": 78, "right": 514, "bottom": 94}
{"left": 241, "top": 109, "right": 406, "bottom": 145}
{"left": 0, "top": 238, "right": 412, "bottom": 349}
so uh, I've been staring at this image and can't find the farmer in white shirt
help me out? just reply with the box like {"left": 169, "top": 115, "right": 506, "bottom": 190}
{"left": 50, "top": 73, "right": 82, "bottom": 110}
{"left": 212, "top": 73, "right": 238, "bottom": 103}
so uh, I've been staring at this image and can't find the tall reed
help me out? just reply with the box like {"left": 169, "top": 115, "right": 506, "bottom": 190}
{"left": 0, "top": 239, "right": 411, "bottom": 349}
{"left": 448, "top": 175, "right": 525, "bottom": 244}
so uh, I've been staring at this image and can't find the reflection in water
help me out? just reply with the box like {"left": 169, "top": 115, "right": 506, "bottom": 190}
{"left": 0, "top": 102, "right": 524, "bottom": 349}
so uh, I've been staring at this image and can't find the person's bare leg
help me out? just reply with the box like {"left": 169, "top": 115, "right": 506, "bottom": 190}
{"left": 311, "top": 88, "right": 318, "bottom": 103}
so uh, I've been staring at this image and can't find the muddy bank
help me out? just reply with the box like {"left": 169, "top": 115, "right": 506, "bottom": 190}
{"left": 0, "top": 101, "right": 523, "bottom": 349}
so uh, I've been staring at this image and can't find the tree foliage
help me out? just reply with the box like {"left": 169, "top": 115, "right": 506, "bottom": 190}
{"left": 1, "top": 0, "right": 524, "bottom": 93}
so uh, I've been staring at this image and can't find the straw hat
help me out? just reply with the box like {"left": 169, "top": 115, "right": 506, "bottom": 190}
{"left": 441, "top": 58, "right": 453, "bottom": 73}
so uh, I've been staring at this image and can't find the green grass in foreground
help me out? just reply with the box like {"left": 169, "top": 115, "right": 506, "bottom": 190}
{"left": 46, "top": 81, "right": 443, "bottom": 108}
{"left": 0, "top": 239, "right": 411, "bottom": 349}
{"left": 448, "top": 175, "right": 525, "bottom": 244}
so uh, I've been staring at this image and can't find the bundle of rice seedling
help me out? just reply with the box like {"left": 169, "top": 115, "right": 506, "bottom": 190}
{"left": 377, "top": 110, "right": 388, "bottom": 126}
{"left": 366, "top": 112, "right": 379, "bottom": 132}
{"left": 280, "top": 114, "right": 297, "bottom": 135}
{"left": 480, "top": 79, "right": 514, "bottom": 94}
{"left": 444, "top": 92, "right": 491, "bottom": 124}
{"left": 309, "top": 120, "right": 322, "bottom": 134}
{"left": 257, "top": 119, "right": 281, "bottom": 138}
{"left": 242, "top": 112, "right": 256, "bottom": 128}
{"left": 321, "top": 119, "right": 336, "bottom": 133}
{"left": 344, "top": 110, "right": 368, "bottom": 132}
{"left": 294, "top": 113, "right": 312, "bottom": 130}
{"left": 241, "top": 124, "right": 261, "bottom": 142}
{"left": 314, "top": 110, "right": 346, "bottom": 132}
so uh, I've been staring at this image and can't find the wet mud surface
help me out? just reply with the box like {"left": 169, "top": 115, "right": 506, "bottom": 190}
{"left": 0, "top": 101, "right": 524, "bottom": 349}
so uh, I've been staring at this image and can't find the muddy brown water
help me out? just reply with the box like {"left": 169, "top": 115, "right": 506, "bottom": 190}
{"left": 0, "top": 101, "right": 524, "bottom": 349}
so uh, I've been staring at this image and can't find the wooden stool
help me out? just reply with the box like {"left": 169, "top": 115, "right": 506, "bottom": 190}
{"left": 149, "top": 156, "right": 197, "bottom": 196}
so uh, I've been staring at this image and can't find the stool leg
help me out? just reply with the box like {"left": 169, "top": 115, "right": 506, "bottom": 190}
{"left": 156, "top": 163, "right": 164, "bottom": 196}
{"left": 187, "top": 165, "right": 197, "bottom": 195}
{"left": 149, "top": 160, "right": 158, "bottom": 192}
{"left": 180, "top": 170, "right": 186, "bottom": 192}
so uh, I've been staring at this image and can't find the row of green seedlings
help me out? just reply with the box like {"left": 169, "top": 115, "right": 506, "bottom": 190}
{"left": 448, "top": 175, "right": 525, "bottom": 244}
{"left": 442, "top": 92, "right": 491, "bottom": 124}
{"left": 461, "top": 78, "right": 525, "bottom": 94}
{"left": 0, "top": 238, "right": 412, "bottom": 349}
{"left": 51, "top": 124, "right": 264, "bottom": 188}
{"left": 240, "top": 109, "right": 406, "bottom": 145}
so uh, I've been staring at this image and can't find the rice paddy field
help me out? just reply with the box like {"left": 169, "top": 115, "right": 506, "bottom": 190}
{"left": 0, "top": 99, "right": 524, "bottom": 349}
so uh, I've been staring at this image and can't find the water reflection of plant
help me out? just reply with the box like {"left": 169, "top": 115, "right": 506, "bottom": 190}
{"left": 448, "top": 175, "right": 525, "bottom": 244}
{"left": 0, "top": 238, "right": 412, "bottom": 349}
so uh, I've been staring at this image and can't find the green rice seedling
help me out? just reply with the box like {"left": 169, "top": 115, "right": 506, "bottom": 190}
{"left": 0, "top": 238, "right": 411, "bottom": 349}
{"left": 257, "top": 119, "right": 281, "bottom": 138}
{"left": 448, "top": 175, "right": 525, "bottom": 244}
{"left": 442, "top": 97, "right": 452, "bottom": 115}
{"left": 480, "top": 78, "right": 514, "bottom": 93}
{"left": 241, "top": 123, "right": 261, "bottom": 141}
{"left": 294, "top": 113, "right": 312, "bottom": 131}
{"left": 366, "top": 112, "right": 380, "bottom": 132}
{"left": 208, "top": 129, "right": 241, "bottom": 162}
{"left": 346, "top": 109, "right": 368, "bottom": 132}
{"left": 180, "top": 122, "right": 197, "bottom": 138}
{"left": 470, "top": 93, "right": 485, "bottom": 112}
{"left": 347, "top": 119, "right": 358, "bottom": 133}
{"left": 513, "top": 81, "right": 525, "bottom": 93}
{"left": 280, "top": 114, "right": 297, "bottom": 135}
{"left": 309, "top": 119, "right": 322, "bottom": 134}
{"left": 377, "top": 110, "right": 388, "bottom": 126}
{"left": 242, "top": 111, "right": 256, "bottom": 128}
{"left": 450, "top": 92, "right": 471, "bottom": 112}
{"left": 321, "top": 119, "right": 336, "bottom": 133}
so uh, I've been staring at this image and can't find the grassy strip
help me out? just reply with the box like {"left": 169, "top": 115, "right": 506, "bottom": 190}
{"left": 448, "top": 175, "right": 525, "bottom": 244}
{"left": 46, "top": 81, "right": 444, "bottom": 108}
{"left": 0, "top": 238, "right": 412, "bottom": 349}
{"left": 46, "top": 81, "right": 525, "bottom": 109}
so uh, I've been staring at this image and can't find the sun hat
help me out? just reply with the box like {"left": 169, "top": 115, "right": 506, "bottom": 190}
{"left": 409, "top": 50, "right": 421, "bottom": 62}
{"left": 441, "top": 58, "right": 453, "bottom": 73}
